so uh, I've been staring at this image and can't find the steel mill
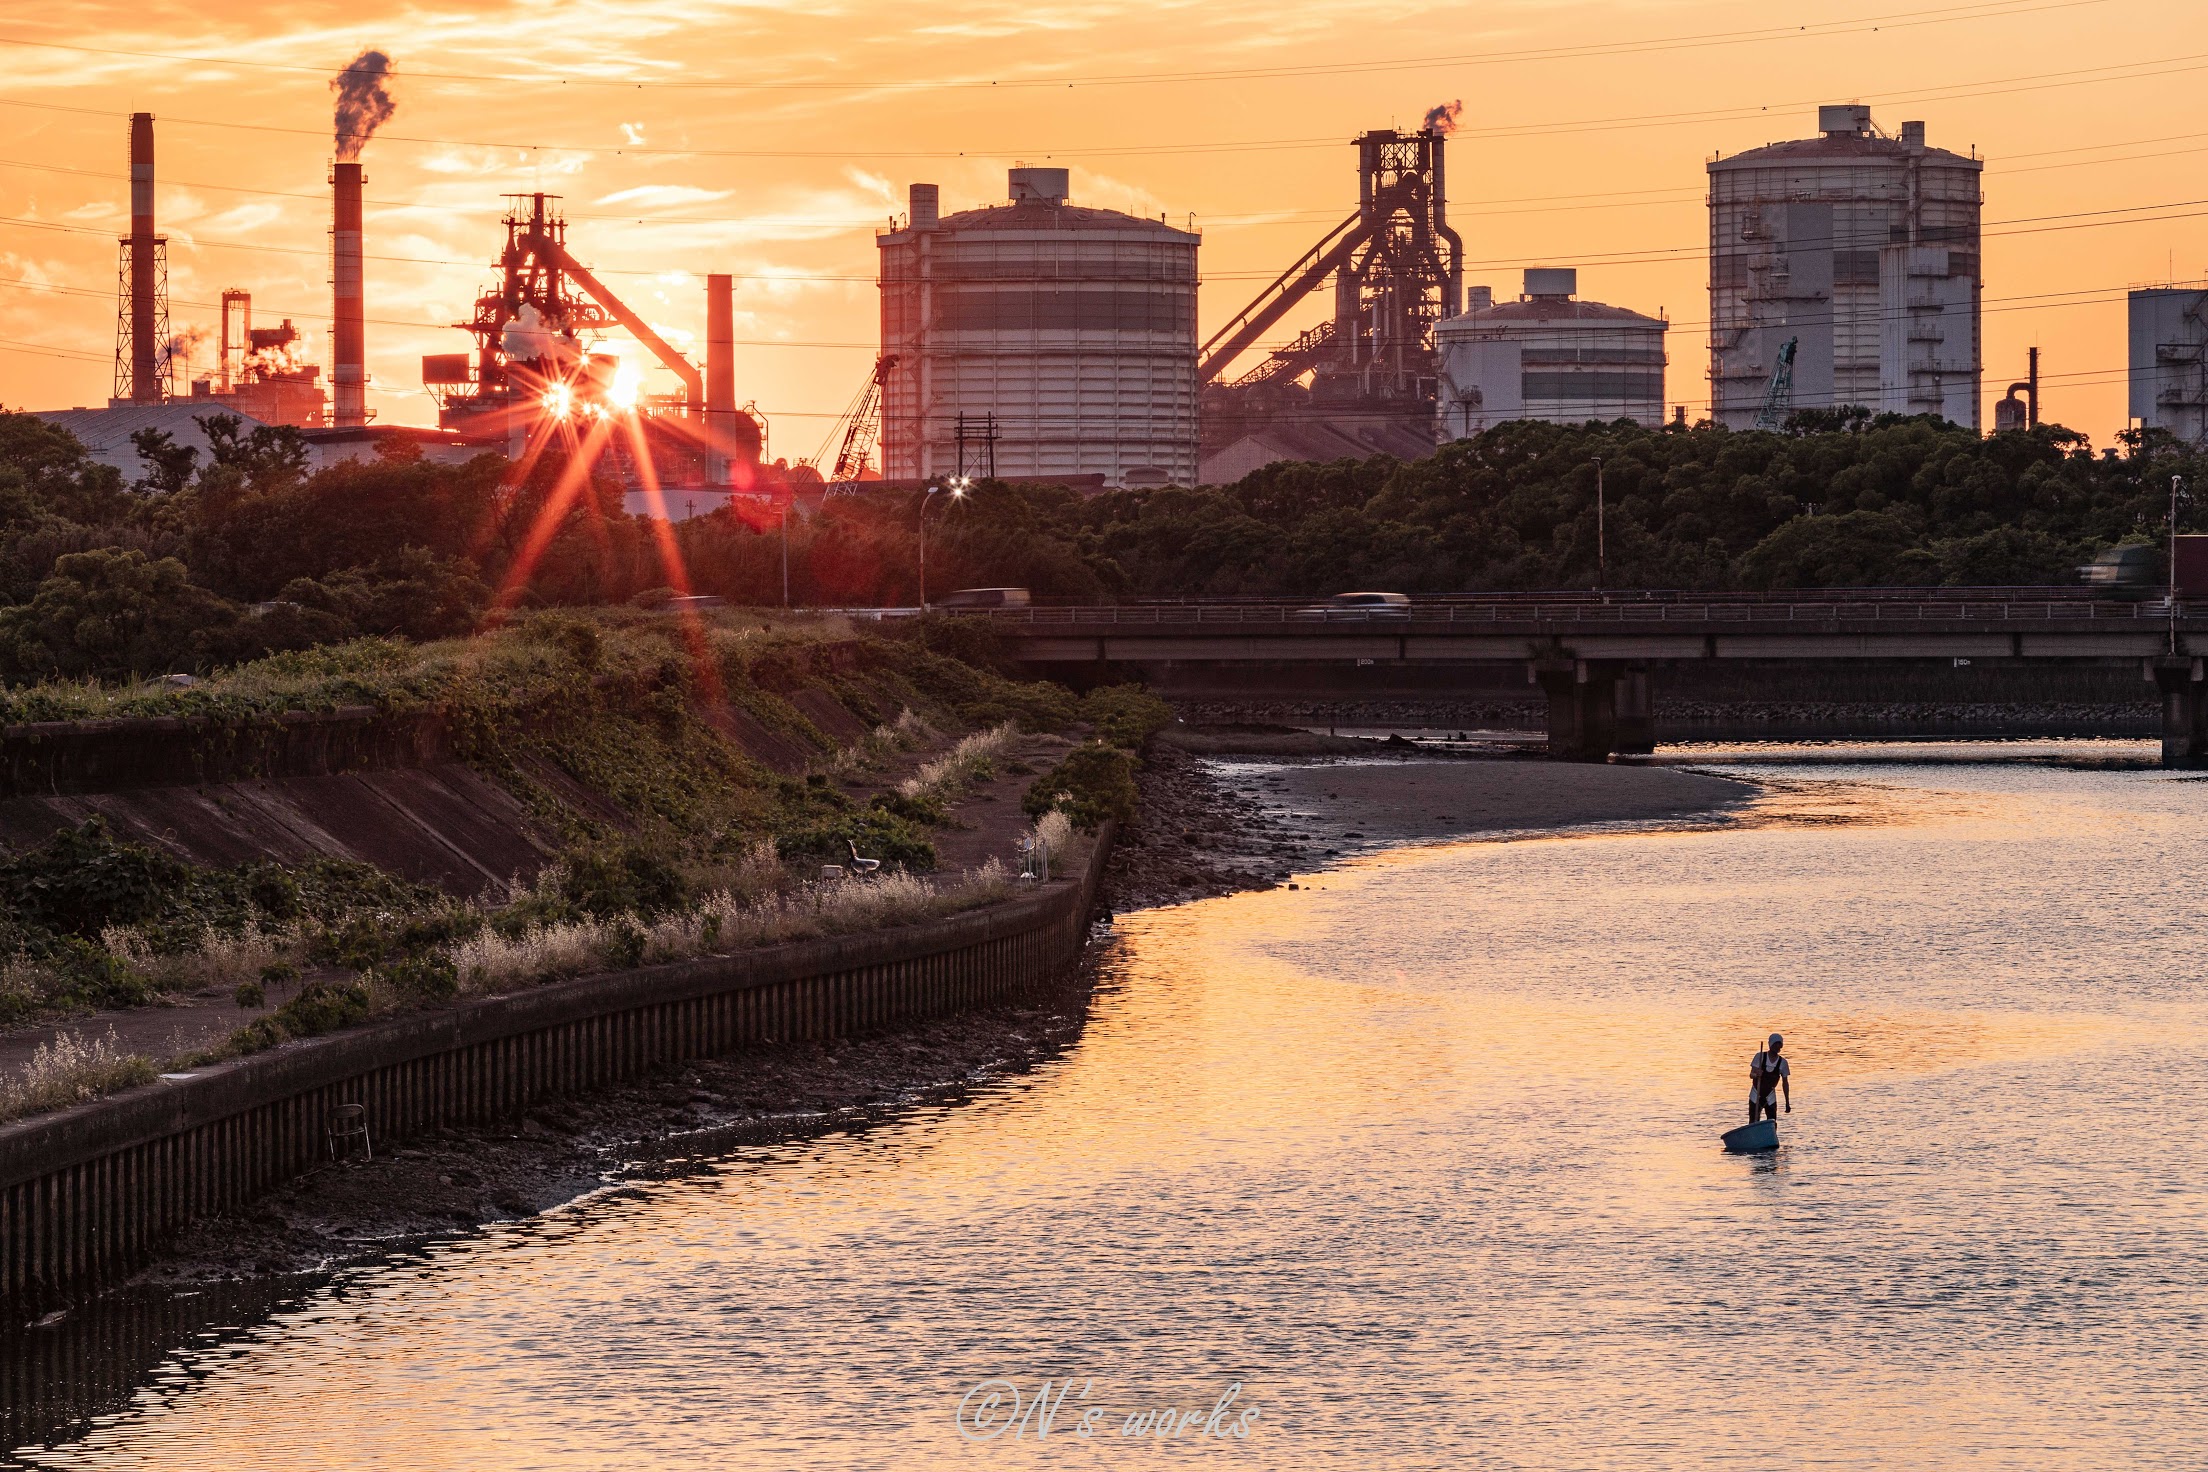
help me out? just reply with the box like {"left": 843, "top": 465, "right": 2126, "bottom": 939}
{"left": 1196, "top": 125, "right": 1464, "bottom": 482}
{"left": 427, "top": 193, "right": 761, "bottom": 484}
{"left": 2128, "top": 286, "right": 2208, "bottom": 444}
{"left": 1436, "top": 269, "right": 1670, "bottom": 438}
{"left": 1708, "top": 105, "right": 1983, "bottom": 429}
{"left": 877, "top": 168, "right": 1201, "bottom": 488}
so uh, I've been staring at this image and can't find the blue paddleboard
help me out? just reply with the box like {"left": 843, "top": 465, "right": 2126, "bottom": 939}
{"left": 1722, "top": 1119, "right": 1779, "bottom": 1153}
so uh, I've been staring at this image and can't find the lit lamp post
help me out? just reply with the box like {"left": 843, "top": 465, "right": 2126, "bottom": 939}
{"left": 918, "top": 476, "right": 970, "bottom": 608}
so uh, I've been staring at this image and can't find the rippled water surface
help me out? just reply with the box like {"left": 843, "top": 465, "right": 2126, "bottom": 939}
{"left": 12, "top": 744, "right": 2208, "bottom": 1468}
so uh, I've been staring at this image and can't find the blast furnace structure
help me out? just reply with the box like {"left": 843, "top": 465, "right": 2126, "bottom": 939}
{"left": 877, "top": 168, "right": 1200, "bottom": 488}
{"left": 1708, "top": 106, "right": 1982, "bottom": 429}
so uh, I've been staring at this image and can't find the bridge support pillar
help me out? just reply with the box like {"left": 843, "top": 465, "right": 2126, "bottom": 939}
{"left": 1614, "top": 666, "right": 1655, "bottom": 756}
{"left": 2152, "top": 657, "right": 2208, "bottom": 768}
{"left": 1536, "top": 659, "right": 1618, "bottom": 762}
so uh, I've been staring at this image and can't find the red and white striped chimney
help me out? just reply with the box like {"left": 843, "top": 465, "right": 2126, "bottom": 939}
{"left": 332, "top": 162, "right": 366, "bottom": 427}
{"left": 128, "top": 113, "right": 160, "bottom": 403}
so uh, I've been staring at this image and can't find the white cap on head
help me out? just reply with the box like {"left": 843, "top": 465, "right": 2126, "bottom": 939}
{"left": 1768, "top": 1033, "right": 1784, "bottom": 1048}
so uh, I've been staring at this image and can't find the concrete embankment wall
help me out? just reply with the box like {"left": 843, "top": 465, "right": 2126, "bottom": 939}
{"left": 0, "top": 832, "right": 1110, "bottom": 1314}
{"left": 0, "top": 706, "right": 551, "bottom": 895}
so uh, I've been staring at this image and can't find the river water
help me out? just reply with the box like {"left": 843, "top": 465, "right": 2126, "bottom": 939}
{"left": 10, "top": 742, "right": 2208, "bottom": 1468}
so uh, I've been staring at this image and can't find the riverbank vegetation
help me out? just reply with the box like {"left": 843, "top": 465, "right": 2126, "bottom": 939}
{"left": 0, "top": 604, "right": 1150, "bottom": 1023}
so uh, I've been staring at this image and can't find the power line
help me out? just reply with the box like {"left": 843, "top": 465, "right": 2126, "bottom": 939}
{"left": 2, "top": 43, "right": 2203, "bottom": 164}
{"left": 0, "top": 0, "right": 2112, "bottom": 95}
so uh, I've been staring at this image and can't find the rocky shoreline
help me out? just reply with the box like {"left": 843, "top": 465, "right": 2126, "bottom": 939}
{"left": 1179, "top": 698, "right": 2158, "bottom": 738}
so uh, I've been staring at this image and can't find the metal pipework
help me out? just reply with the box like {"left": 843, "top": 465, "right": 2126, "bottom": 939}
{"left": 332, "top": 162, "right": 366, "bottom": 428}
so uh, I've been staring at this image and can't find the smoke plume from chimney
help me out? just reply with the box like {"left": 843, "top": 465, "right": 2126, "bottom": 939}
{"left": 1423, "top": 99, "right": 1463, "bottom": 135}
{"left": 332, "top": 50, "right": 397, "bottom": 160}
{"left": 160, "top": 326, "right": 211, "bottom": 374}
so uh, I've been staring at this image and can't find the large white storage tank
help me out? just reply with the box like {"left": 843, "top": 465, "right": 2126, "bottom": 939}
{"left": 1708, "top": 106, "right": 1982, "bottom": 429}
{"left": 878, "top": 169, "right": 1199, "bottom": 487}
{"left": 1436, "top": 269, "right": 1668, "bottom": 437}
{"left": 2129, "top": 287, "right": 2208, "bottom": 443}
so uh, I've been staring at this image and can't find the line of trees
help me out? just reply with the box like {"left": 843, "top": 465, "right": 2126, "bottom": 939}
{"left": 3, "top": 408, "right": 2202, "bottom": 683}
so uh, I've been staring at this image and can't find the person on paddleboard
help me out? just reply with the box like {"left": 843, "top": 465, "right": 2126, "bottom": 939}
{"left": 1749, "top": 1034, "right": 1790, "bottom": 1124}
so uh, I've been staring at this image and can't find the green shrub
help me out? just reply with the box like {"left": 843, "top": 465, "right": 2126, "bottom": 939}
{"left": 307, "top": 915, "right": 393, "bottom": 972}
{"left": 560, "top": 842, "right": 690, "bottom": 918}
{"left": 869, "top": 789, "right": 947, "bottom": 826}
{"left": 384, "top": 953, "right": 458, "bottom": 1002}
{"left": 47, "top": 935, "right": 160, "bottom": 1009}
{"left": 777, "top": 808, "right": 937, "bottom": 869}
{"left": 274, "top": 979, "right": 372, "bottom": 1037}
{"left": 1022, "top": 742, "right": 1138, "bottom": 833}
{"left": 1, "top": 819, "right": 189, "bottom": 937}
{"left": 606, "top": 924, "right": 647, "bottom": 969}
{"left": 1080, "top": 685, "right": 1173, "bottom": 748}
{"left": 234, "top": 979, "right": 266, "bottom": 1009}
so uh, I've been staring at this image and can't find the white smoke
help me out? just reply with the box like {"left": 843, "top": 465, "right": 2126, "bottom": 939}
{"left": 501, "top": 303, "right": 581, "bottom": 369}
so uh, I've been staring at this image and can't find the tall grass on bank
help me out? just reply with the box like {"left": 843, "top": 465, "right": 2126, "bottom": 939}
{"left": 452, "top": 860, "right": 1014, "bottom": 995}
{"left": 829, "top": 708, "right": 939, "bottom": 779}
{"left": 899, "top": 722, "right": 1019, "bottom": 802}
{"left": 0, "top": 1030, "right": 156, "bottom": 1125}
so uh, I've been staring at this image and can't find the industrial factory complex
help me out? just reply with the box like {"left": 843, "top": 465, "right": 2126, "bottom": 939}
{"left": 33, "top": 98, "right": 2208, "bottom": 498}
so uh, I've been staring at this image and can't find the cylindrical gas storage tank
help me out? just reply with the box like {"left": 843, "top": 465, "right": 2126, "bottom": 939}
{"left": 1708, "top": 106, "right": 1982, "bottom": 429}
{"left": 1436, "top": 269, "right": 1668, "bottom": 438}
{"left": 879, "top": 170, "right": 1199, "bottom": 487}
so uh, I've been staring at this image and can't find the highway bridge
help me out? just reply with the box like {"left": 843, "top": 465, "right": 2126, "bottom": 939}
{"left": 968, "top": 593, "right": 2208, "bottom": 765}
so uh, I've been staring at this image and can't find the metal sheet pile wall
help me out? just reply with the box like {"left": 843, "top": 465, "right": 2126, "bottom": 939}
{"left": 0, "top": 833, "right": 1110, "bottom": 1312}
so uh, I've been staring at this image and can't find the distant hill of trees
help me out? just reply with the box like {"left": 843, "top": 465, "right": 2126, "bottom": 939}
{"left": 2, "top": 408, "right": 2200, "bottom": 682}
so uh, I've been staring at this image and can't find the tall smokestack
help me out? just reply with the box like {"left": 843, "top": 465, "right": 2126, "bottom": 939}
{"left": 328, "top": 51, "right": 393, "bottom": 430}
{"left": 705, "top": 273, "right": 735, "bottom": 485}
{"left": 128, "top": 113, "right": 160, "bottom": 403}
{"left": 332, "top": 162, "right": 366, "bottom": 427}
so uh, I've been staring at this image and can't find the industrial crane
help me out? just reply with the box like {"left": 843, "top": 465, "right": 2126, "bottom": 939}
{"left": 811, "top": 353, "right": 896, "bottom": 488}
{"left": 1753, "top": 337, "right": 1798, "bottom": 432}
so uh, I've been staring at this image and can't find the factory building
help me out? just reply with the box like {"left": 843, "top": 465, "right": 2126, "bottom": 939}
{"left": 1708, "top": 105, "right": 1982, "bottom": 429}
{"left": 878, "top": 168, "right": 1200, "bottom": 488}
{"left": 1436, "top": 269, "right": 1668, "bottom": 437}
{"left": 2129, "top": 287, "right": 2208, "bottom": 443}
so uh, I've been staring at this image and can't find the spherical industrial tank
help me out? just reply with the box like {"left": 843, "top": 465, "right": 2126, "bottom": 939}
{"left": 1708, "top": 106, "right": 1982, "bottom": 429}
{"left": 1436, "top": 269, "right": 1668, "bottom": 437}
{"left": 878, "top": 169, "right": 1199, "bottom": 487}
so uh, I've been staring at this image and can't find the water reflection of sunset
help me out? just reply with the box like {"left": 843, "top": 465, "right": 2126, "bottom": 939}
{"left": 16, "top": 757, "right": 2208, "bottom": 1467}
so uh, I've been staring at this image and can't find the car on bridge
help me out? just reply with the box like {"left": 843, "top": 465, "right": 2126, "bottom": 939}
{"left": 1292, "top": 591, "right": 1412, "bottom": 621}
{"left": 936, "top": 587, "right": 1033, "bottom": 610}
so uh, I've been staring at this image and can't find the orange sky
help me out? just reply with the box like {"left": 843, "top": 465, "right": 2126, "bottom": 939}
{"left": 1, "top": 0, "right": 2203, "bottom": 451}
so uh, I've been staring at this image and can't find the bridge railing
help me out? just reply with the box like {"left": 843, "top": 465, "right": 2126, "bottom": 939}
{"left": 969, "top": 599, "right": 2181, "bottom": 626}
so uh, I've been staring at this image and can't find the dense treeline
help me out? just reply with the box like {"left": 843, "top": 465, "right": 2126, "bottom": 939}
{"left": 1040, "top": 415, "right": 2208, "bottom": 597}
{"left": 4, "top": 407, "right": 2204, "bottom": 681}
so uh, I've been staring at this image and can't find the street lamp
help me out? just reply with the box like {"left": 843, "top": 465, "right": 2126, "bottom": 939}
{"left": 1591, "top": 456, "right": 1607, "bottom": 593}
{"left": 918, "top": 477, "right": 970, "bottom": 608}
{"left": 2171, "top": 474, "right": 2190, "bottom": 655}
